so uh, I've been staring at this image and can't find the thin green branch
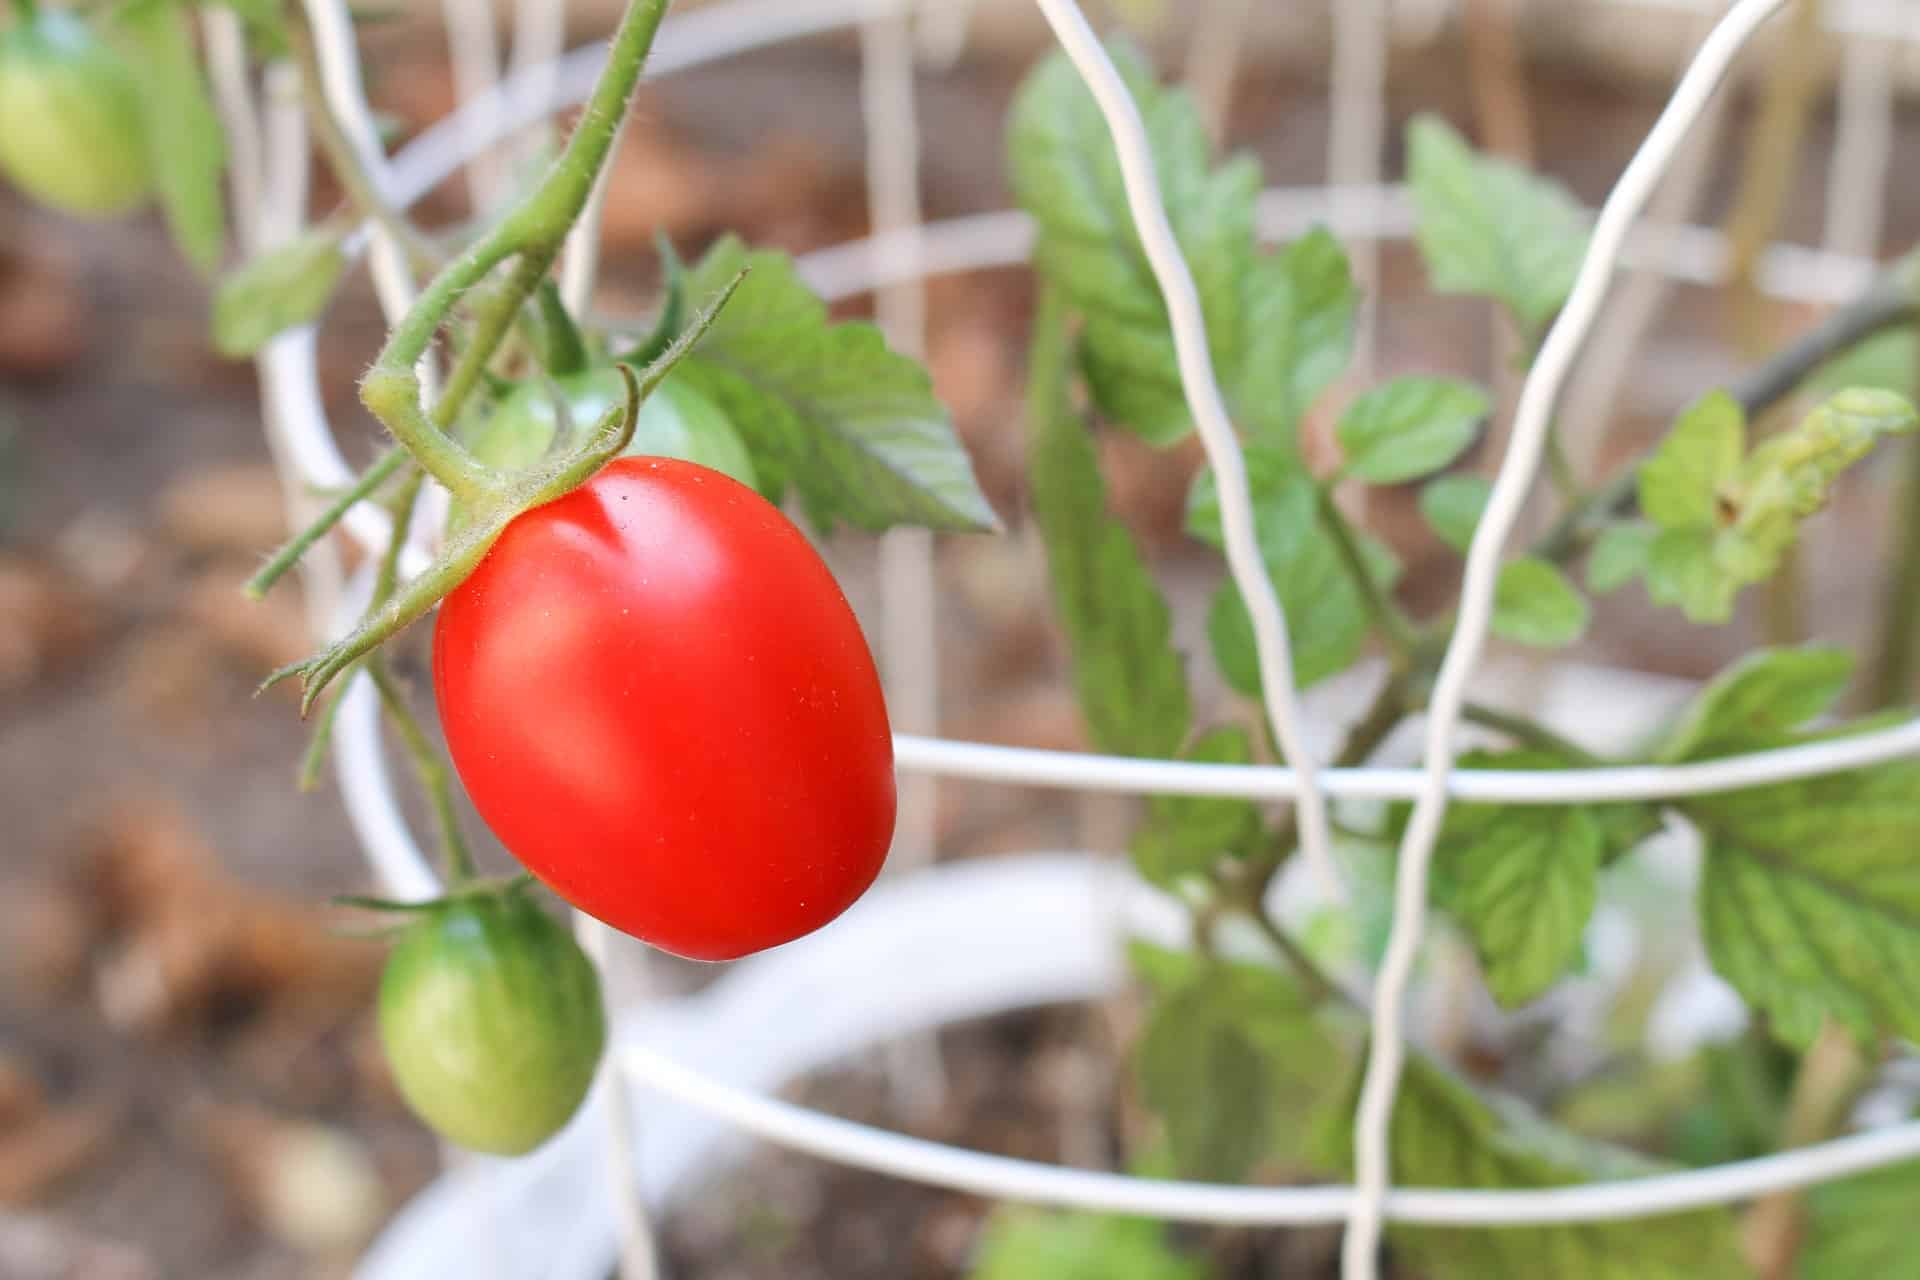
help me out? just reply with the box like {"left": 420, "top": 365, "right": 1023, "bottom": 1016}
{"left": 1458, "top": 701, "right": 1602, "bottom": 764}
{"left": 1533, "top": 262, "right": 1920, "bottom": 564}
{"left": 368, "top": 660, "right": 476, "bottom": 883}
{"left": 246, "top": 445, "right": 409, "bottom": 599}
{"left": 359, "top": 0, "right": 672, "bottom": 504}
{"left": 1316, "top": 483, "right": 1420, "bottom": 662}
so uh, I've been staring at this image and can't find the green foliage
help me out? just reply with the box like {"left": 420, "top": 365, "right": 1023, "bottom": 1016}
{"left": 1799, "top": 1161, "right": 1920, "bottom": 1279}
{"left": 1693, "top": 752, "right": 1920, "bottom": 1048}
{"left": 1428, "top": 751, "right": 1657, "bottom": 1006}
{"left": 1420, "top": 472, "right": 1492, "bottom": 554}
{"left": 1491, "top": 557, "right": 1590, "bottom": 649}
{"left": 1319, "top": 1052, "right": 1750, "bottom": 1279}
{"left": 1634, "top": 390, "right": 1917, "bottom": 621}
{"left": 674, "top": 236, "right": 997, "bottom": 532}
{"left": 1415, "top": 472, "right": 1590, "bottom": 646}
{"left": 1335, "top": 376, "right": 1489, "bottom": 484}
{"left": 1188, "top": 449, "right": 1399, "bottom": 692}
{"left": 1129, "top": 727, "right": 1263, "bottom": 889}
{"left": 1655, "top": 647, "right": 1854, "bottom": 763}
{"left": 968, "top": 1212, "right": 1206, "bottom": 1280}
{"left": 1135, "top": 956, "right": 1345, "bottom": 1180}
{"left": 1008, "top": 45, "right": 1354, "bottom": 447}
{"left": 113, "top": 0, "right": 226, "bottom": 273}
{"left": 1587, "top": 521, "right": 1656, "bottom": 593}
{"left": 1406, "top": 115, "right": 1591, "bottom": 345}
{"left": 212, "top": 230, "right": 347, "bottom": 357}
{"left": 1027, "top": 292, "right": 1190, "bottom": 758}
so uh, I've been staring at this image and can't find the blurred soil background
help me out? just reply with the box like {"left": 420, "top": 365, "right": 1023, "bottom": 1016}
{"left": 3, "top": 2, "right": 1918, "bottom": 1276}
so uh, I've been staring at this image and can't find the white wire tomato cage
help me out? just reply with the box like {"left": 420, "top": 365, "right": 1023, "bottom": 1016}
{"left": 193, "top": 0, "right": 1920, "bottom": 1276}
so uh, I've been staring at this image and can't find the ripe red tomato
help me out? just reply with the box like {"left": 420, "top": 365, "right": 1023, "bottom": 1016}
{"left": 433, "top": 458, "right": 896, "bottom": 961}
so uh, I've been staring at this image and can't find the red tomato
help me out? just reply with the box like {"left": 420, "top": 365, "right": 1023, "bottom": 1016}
{"left": 433, "top": 458, "right": 896, "bottom": 961}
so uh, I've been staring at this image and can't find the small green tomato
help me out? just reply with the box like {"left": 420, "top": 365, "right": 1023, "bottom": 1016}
{"left": 467, "top": 365, "right": 757, "bottom": 487}
{"left": 0, "top": 10, "right": 151, "bottom": 218}
{"left": 377, "top": 887, "right": 605, "bottom": 1156}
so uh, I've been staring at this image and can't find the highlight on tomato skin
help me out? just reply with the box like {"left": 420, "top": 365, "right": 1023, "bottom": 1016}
{"left": 433, "top": 456, "right": 898, "bottom": 962}
{"left": 377, "top": 887, "right": 606, "bottom": 1157}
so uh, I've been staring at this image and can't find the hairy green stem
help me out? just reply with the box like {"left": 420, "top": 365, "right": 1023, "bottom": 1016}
{"left": 246, "top": 445, "right": 410, "bottom": 599}
{"left": 1870, "top": 434, "right": 1920, "bottom": 707}
{"left": 360, "top": 0, "right": 672, "bottom": 500}
{"left": 1242, "top": 898, "right": 1336, "bottom": 1005}
{"left": 1316, "top": 484, "right": 1420, "bottom": 662}
{"left": 369, "top": 660, "right": 476, "bottom": 882}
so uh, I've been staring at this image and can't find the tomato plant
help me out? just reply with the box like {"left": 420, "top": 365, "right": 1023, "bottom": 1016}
{"left": 0, "top": 7, "right": 150, "bottom": 218}
{"left": 378, "top": 886, "right": 605, "bottom": 1155}
{"left": 432, "top": 457, "right": 898, "bottom": 961}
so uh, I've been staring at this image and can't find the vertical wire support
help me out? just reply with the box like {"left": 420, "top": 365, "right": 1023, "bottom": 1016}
{"left": 576, "top": 913, "right": 659, "bottom": 1280}
{"left": 1328, "top": 0, "right": 1388, "bottom": 384}
{"left": 507, "top": 0, "right": 568, "bottom": 171}
{"left": 1183, "top": 0, "right": 1254, "bottom": 144}
{"left": 440, "top": 0, "right": 510, "bottom": 211}
{"left": 557, "top": 114, "right": 626, "bottom": 315}
{"left": 202, "top": 8, "right": 266, "bottom": 255}
{"left": 1822, "top": 4, "right": 1898, "bottom": 259}
{"left": 1340, "top": 3, "right": 1793, "bottom": 1276}
{"left": 1560, "top": 1, "right": 1731, "bottom": 477}
{"left": 915, "top": 0, "right": 976, "bottom": 67}
{"left": 1028, "top": 0, "right": 1342, "bottom": 899}
{"left": 298, "top": 0, "right": 421, "bottom": 326}
{"left": 860, "top": 1, "right": 950, "bottom": 1112}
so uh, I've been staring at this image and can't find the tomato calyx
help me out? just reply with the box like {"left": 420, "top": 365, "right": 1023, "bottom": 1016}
{"left": 259, "top": 270, "right": 743, "bottom": 716}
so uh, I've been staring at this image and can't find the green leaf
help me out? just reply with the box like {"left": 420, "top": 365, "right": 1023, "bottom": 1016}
{"left": 1636, "top": 389, "right": 1917, "bottom": 622}
{"left": 1420, "top": 472, "right": 1491, "bottom": 554}
{"left": 1640, "top": 391, "right": 1746, "bottom": 527}
{"left": 1491, "top": 557, "right": 1590, "bottom": 648}
{"left": 1800, "top": 1161, "right": 1920, "bottom": 1280}
{"left": 1136, "top": 960, "right": 1343, "bottom": 1180}
{"left": 211, "top": 230, "right": 346, "bottom": 357}
{"left": 1008, "top": 43, "right": 1254, "bottom": 444}
{"left": 1336, "top": 376, "right": 1489, "bottom": 484}
{"left": 1587, "top": 521, "right": 1655, "bottom": 593}
{"left": 968, "top": 1212, "right": 1205, "bottom": 1280}
{"left": 1418, "top": 749, "right": 1657, "bottom": 1005}
{"left": 1234, "top": 227, "right": 1358, "bottom": 445}
{"left": 1319, "top": 1052, "right": 1749, "bottom": 1280}
{"left": 1691, "top": 754, "right": 1920, "bottom": 1048}
{"left": 1130, "top": 727, "right": 1263, "bottom": 888}
{"left": 675, "top": 235, "right": 996, "bottom": 532}
{"left": 1007, "top": 46, "right": 1355, "bottom": 448}
{"left": 1188, "top": 450, "right": 1401, "bottom": 692}
{"left": 1656, "top": 647, "right": 1854, "bottom": 763}
{"left": 1406, "top": 115, "right": 1591, "bottom": 343}
{"left": 113, "top": 0, "right": 226, "bottom": 273}
{"left": 1028, "top": 292, "right": 1190, "bottom": 758}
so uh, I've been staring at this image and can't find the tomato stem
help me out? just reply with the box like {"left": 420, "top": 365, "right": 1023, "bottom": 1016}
{"left": 263, "top": 282, "right": 741, "bottom": 713}
{"left": 246, "top": 444, "right": 410, "bottom": 599}
{"left": 357, "top": 0, "right": 672, "bottom": 502}
{"left": 1315, "top": 482, "right": 1420, "bottom": 663}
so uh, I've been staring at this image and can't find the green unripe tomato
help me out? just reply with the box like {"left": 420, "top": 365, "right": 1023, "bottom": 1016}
{"left": 0, "top": 10, "right": 151, "bottom": 218}
{"left": 466, "top": 366, "right": 757, "bottom": 488}
{"left": 377, "top": 888, "right": 606, "bottom": 1156}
